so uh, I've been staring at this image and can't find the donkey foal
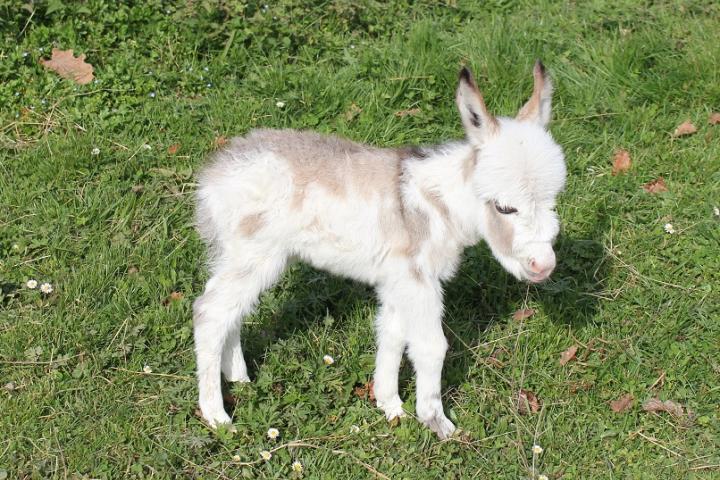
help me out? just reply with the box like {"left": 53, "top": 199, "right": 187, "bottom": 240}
{"left": 193, "top": 62, "right": 566, "bottom": 439}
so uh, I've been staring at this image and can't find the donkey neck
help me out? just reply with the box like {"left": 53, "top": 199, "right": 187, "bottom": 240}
{"left": 399, "top": 140, "right": 482, "bottom": 248}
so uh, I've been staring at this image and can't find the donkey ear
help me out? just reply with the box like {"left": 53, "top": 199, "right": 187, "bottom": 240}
{"left": 456, "top": 67, "right": 498, "bottom": 144}
{"left": 516, "top": 60, "right": 553, "bottom": 127}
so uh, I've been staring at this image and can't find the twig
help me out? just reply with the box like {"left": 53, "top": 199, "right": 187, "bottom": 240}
{"left": 633, "top": 431, "right": 683, "bottom": 458}
{"left": 111, "top": 367, "right": 193, "bottom": 381}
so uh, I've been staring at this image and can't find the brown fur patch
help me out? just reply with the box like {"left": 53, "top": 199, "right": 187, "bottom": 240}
{"left": 237, "top": 130, "right": 401, "bottom": 209}
{"left": 421, "top": 188, "right": 451, "bottom": 225}
{"left": 484, "top": 202, "right": 514, "bottom": 255}
{"left": 462, "top": 151, "right": 477, "bottom": 182}
{"left": 238, "top": 212, "right": 265, "bottom": 236}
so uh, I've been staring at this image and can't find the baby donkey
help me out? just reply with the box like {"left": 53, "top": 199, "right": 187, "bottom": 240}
{"left": 193, "top": 62, "right": 566, "bottom": 439}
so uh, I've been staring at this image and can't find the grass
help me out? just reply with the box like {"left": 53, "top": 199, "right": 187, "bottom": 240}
{"left": 1, "top": 0, "right": 719, "bottom": 478}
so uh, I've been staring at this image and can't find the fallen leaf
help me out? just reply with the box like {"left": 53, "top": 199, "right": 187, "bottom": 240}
{"left": 40, "top": 48, "right": 94, "bottom": 85}
{"left": 127, "top": 266, "right": 139, "bottom": 275}
{"left": 163, "top": 291, "right": 184, "bottom": 305}
{"left": 345, "top": 103, "right": 362, "bottom": 122}
{"left": 395, "top": 107, "right": 421, "bottom": 117}
{"left": 642, "top": 398, "right": 683, "bottom": 417}
{"left": 213, "top": 136, "right": 228, "bottom": 148}
{"left": 672, "top": 120, "right": 697, "bottom": 137}
{"left": 610, "top": 394, "right": 634, "bottom": 413}
{"left": 612, "top": 149, "right": 632, "bottom": 175}
{"left": 559, "top": 345, "right": 578, "bottom": 366}
{"left": 131, "top": 184, "right": 144, "bottom": 194}
{"left": 642, "top": 177, "right": 668, "bottom": 194}
{"left": 512, "top": 308, "right": 536, "bottom": 321}
{"left": 517, "top": 389, "right": 541, "bottom": 415}
{"left": 709, "top": 112, "right": 720, "bottom": 125}
{"left": 167, "top": 143, "right": 181, "bottom": 155}
{"left": 353, "top": 381, "right": 375, "bottom": 403}
{"left": 223, "top": 392, "right": 238, "bottom": 409}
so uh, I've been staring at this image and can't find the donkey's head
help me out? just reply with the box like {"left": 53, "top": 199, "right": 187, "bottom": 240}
{"left": 457, "top": 62, "right": 566, "bottom": 283}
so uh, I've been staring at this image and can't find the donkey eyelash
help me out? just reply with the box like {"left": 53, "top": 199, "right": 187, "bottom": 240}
{"left": 495, "top": 203, "right": 518, "bottom": 215}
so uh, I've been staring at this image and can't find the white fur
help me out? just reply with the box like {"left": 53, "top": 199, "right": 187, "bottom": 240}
{"left": 192, "top": 64, "right": 566, "bottom": 439}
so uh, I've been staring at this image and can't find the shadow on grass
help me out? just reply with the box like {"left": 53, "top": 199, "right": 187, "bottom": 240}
{"left": 235, "top": 217, "right": 611, "bottom": 397}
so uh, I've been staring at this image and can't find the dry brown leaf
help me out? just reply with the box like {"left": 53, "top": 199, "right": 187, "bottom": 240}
{"left": 642, "top": 177, "right": 668, "bottom": 194}
{"left": 40, "top": 48, "right": 94, "bottom": 85}
{"left": 131, "top": 184, "right": 144, "bottom": 194}
{"left": 672, "top": 120, "right": 697, "bottom": 137}
{"left": 517, "top": 389, "right": 541, "bottom": 415}
{"left": 642, "top": 398, "right": 683, "bottom": 417}
{"left": 709, "top": 112, "right": 720, "bottom": 125}
{"left": 612, "top": 149, "right": 632, "bottom": 175}
{"left": 610, "top": 394, "right": 634, "bottom": 413}
{"left": 345, "top": 103, "right": 362, "bottom": 122}
{"left": 163, "top": 291, "right": 184, "bottom": 305}
{"left": 559, "top": 345, "right": 578, "bottom": 366}
{"left": 213, "top": 136, "right": 228, "bottom": 148}
{"left": 167, "top": 143, "right": 181, "bottom": 155}
{"left": 512, "top": 308, "right": 536, "bottom": 321}
{"left": 353, "top": 381, "right": 375, "bottom": 403}
{"left": 395, "top": 108, "right": 421, "bottom": 117}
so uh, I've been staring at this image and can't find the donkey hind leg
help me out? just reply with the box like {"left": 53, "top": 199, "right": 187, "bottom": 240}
{"left": 193, "top": 254, "right": 286, "bottom": 428}
{"left": 373, "top": 301, "right": 407, "bottom": 421}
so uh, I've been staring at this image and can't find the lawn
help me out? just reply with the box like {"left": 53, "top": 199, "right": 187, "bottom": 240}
{"left": 1, "top": 0, "right": 719, "bottom": 478}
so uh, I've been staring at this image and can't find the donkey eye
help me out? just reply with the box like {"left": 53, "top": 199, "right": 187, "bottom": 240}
{"left": 495, "top": 203, "right": 518, "bottom": 215}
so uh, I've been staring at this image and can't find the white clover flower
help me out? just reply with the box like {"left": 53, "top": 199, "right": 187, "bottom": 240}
{"left": 142, "top": 143, "right": 152, "bottom": 150}
{"left": 664, "top": 223, "right": 675, "bottom": 234}
{"left": 291, "top": 461, "right": 303, "bottom": 473}
{"left": 267, "top": 427, "right": 280, "bottom": 440}
{"left": 22, "top": 52, "right": 29, "bottom": 57}
{"left": 26, "top": 279, "right": 38, "bottom": 289}
{"left": 323, "top": 354, "right": 334, "bottom": 365}
{"left": 143, "top": 365, "right": 153, "bottom": 374}
{"left": 275, "top": 101, "right": 285, "bottom": 108}
{"left": 91, "top": 147, "right": 100, "bottom": 156}
{"left": 203, "top": 66, "right": 209, "bottom": 72}
{"left": 713, "top": 206, "right": 719, "bottom": 217}
{"left": 12, "top": 244, "right": 19, "bottom": 250}
{"left": 260, "top": 450, "right": 272, "bottom": 461}
{"left": 349, "top": 424, "right": 360, "bottom": 434}
{"left": 206, "top": 83, "right": 212, "bottom": 88}
{"left": 39, "top": 282, "right": 53, "bottom": 294}
{"left": 538, "top": 475, "right": 549, "bottom": 480}
{"left": 532, "top": 444, "right": 543, "bottom": 455}
{"left": 232, "top": 454, "right": 241, "bottom": 461}
{"left": 149, "top": 92, "right": 156, "bottom": 98}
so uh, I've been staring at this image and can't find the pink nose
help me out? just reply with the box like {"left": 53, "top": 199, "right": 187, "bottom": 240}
{"left": 529, "top": 257, "right": 555, "bottom": 280}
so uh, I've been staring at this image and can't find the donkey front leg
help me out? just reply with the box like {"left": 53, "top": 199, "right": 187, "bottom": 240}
{"left": 377, "top": 280, "right": 455, "bottom": 439}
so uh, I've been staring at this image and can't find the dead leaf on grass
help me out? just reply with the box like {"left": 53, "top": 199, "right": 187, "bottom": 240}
{"left": 353, "top": 381, "right": 375, "bottom": 403}
{"left": 345, "top": 103, "right": 362, "bottom": 122}
{"left": 213, "top": 136, "right": 228, "bottom": 148}
{"left": 163, "top": 291, "right": 184, "bottom": 305}
{"left": 395, "top": 107, "right": 421, "bottom": 117}
{"left": 517, "top": 389, "right": 541, "bottom": 415}
{"left": 612, "top": 149, "right": 632, "bottom": 175}
{"left": 610, "top": 393, "right": 634, "bottom": 413}
{"left": 40, "top": 48, "right": 94, "bottom": 85}
{"left": 672, "top": 120, "right": 697, "bottom": 137}
{"left": 512, "top": 308, "right": 536, "bottom": 321}
{"left": 167, "top": 143, "right": 181, "bottom": 155}
{"left": 642, "top": 398, "right": 683, "bottom": 417}
{"left": 559, "top": 345, "right": 578, "bottom": 366}
{"left": 642, "top": 177, "right": 668, "bottom": 194}
{"left": 709, "top": 112, "right": 720, "bottom": 125}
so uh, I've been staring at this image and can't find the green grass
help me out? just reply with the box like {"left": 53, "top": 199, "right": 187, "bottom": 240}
{"left": 1, "top": 0, "right": 719, "bottom": 478}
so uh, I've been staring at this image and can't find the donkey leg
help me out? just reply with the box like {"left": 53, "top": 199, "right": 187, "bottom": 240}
{"left": 193, "top": 254, "right": 286, "bottom": 428}
{"left": 373, "top": 301, "right": 407, "bottom": 421}
{"left": 221, "top": 332, "right": 250, "bottom": 382}
{"left": 403, "top": 282, "right": 455, "bottom": 439}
